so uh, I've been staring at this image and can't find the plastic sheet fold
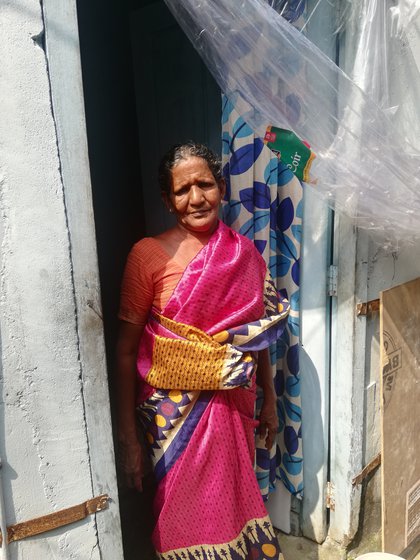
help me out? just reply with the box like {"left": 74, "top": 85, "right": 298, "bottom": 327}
{"left": 163, "top": 0, "right": 420, "bottom": 245}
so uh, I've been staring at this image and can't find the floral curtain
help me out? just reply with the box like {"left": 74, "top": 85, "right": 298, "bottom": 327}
{"left": 221, "top": 98, "right": 303, "bottom": 498}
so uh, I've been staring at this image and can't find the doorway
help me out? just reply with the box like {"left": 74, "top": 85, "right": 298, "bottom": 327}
{"left": 76, "top": 0, "right": 221, "bottom": 557}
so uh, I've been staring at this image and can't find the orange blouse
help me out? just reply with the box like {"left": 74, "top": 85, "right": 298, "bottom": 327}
{"left": 118, "top": 238, "right": 184, "bottom": 328}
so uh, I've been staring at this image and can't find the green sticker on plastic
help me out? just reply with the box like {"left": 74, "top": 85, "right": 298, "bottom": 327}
{"left": 264, "top": 126, "right": 315, "bottom": 182}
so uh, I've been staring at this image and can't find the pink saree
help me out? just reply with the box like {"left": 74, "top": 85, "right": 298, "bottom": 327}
{"left": 136, "top": 221, "right": 289, "bottom": 560}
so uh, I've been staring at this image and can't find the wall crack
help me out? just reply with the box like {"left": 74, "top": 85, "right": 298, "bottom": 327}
{"left": 35, "top": 0, "right": 100, "bottom": 555}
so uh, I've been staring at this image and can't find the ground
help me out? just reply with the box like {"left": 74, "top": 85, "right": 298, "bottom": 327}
{"left": 279, "top": 533, "right": 346, "bottom": 559}
{"left": 278, "top": 533, "right": 420, "bottom": 560}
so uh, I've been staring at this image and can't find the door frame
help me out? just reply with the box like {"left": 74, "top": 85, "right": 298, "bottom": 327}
{"left": 43, "top": 2, "right": 123, "bottom": 557}
{"left": 328, "top": 216, "right": 366, "bottom": 545}
{"left": 299, "top": 190, "right": 331, "bottom": 542}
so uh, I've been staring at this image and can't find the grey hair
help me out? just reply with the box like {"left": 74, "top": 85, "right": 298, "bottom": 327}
{"left": 158, "top": 142, "right": 222, "bottom": 195}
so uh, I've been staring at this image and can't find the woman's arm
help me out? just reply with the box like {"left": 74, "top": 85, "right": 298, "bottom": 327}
{"left": 116, "top": 321, "right": 144, "bottom": 491}
{"left": 256, "top": 347, "right": 279, "bottom": 450}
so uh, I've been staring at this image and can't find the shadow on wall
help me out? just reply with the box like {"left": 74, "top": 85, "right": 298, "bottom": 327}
{"left": 300, "top": 346, "right": 326, "bottom": 545}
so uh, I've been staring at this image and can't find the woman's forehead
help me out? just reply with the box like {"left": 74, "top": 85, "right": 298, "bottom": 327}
{"left": 171, "top": 156, "right": 213, "bottom": 180}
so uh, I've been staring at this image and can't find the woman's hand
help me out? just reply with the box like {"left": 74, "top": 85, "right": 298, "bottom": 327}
{"left": 116, "top": 321, "right": 145, "bottom": 492}
{"left": 258, "top": 392, "right": 279, "bottom": 450}
{"left": 118, "top": 439, "right": 143, "bottom": 492}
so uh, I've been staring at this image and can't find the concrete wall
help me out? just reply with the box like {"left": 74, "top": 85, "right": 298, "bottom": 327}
{"left": 0, "top": 1, "right": 122, "bottom": 557}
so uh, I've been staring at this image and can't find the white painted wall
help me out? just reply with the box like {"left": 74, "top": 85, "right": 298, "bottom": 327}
{"left": 0, "top": 1, "right": 122, "bottom": 557}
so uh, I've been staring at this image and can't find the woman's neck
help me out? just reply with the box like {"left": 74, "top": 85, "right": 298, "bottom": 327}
{"left": 155, "top": 221, "right": 218, "bottom": 266}
{"left": 173, "top": 220, "right": 218, "bottom": 245}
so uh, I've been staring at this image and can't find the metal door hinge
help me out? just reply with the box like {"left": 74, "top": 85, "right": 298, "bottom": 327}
{"left": 0, "top": 494, "right": 109, "bottom": 546}
{"left": 356, "top": 298, "right": 380, "bottom": 317}
{"left": 328, "top": 265, "right": 338, "bottom": 296}
{"left": 351, "top": 453, "right": 381, "bottom": 486}
{"left": 326, "top": 481, "right": 336, "bottom": 511}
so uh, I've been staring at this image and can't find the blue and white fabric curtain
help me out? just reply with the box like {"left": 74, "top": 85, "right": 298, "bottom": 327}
{"left": 219, "top": 0, "right": 307, "bottom": 502}
{"left": 221, "top": 99, "right": 303, "bottom": 498}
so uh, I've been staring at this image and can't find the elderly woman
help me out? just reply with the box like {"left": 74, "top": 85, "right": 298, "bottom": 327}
{"left": 116, "top": 143, "right": 289, "bottom": 560}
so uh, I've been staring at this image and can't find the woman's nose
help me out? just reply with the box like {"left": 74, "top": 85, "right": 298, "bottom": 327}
{"left": 189, "top": 185, "right": 204, "bottom": 204}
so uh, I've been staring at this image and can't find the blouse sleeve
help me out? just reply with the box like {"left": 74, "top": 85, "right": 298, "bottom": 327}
{"left": 118, "top": 241, "right": 154, "bottom": 327}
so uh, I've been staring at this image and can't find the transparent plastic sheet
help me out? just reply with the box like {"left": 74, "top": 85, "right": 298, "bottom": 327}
{"left": 342, "top": 0, "right": 420, "bottom": 156}
{"left": 163, "top": 0, "right": 420, "bottom": 246}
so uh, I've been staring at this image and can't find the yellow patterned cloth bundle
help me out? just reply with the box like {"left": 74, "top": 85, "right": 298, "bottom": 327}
{"left": 145, "top": 297, "right": 289, "bottom": 392}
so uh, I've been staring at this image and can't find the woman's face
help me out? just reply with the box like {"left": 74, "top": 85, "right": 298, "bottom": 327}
{"left": 166, "top": 156, "right": 225, "bottom": 234}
